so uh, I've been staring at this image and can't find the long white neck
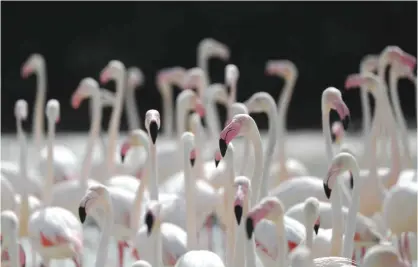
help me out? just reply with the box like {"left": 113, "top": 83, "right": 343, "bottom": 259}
{"left": 193, "top": 119, "right": 205, "bottom": 179}
{"left": 197, "top": 53, "right": 209, "bottom": 85}
{"left": 160, "top": 84, "right": 174, "bottom": 137}
{"left": 249, "top": 126, "right": 264, "bottom": 204}
{"left": 184, "top": 146, "right": 198, "bottom": 250}
{"left": 305, "top": 216, "right": 314, "bottom": 250}
{"left": 33, "top": 67, "right": 47, "bottom": 151}
{"left": 43, "top": 117, "right": 55, "bottom": 206}
{"left": 330, "top": 184, "right": 343, "bottom": 256}
{"left": 95, "top": 191, "right": 114, "bottom": 267}
{"left": 389, "top": 69, "right": 412, "bottom": 168}
{"left": 206, "top": 96, "right": 222, "bottom": 145}
{"left": 321, "top": 104, "right": 333, "bottom": 164}
{"left": 276, "top": 216, "right": 288, "bottom": 266}
{"left": 245, "top": 194, "right": 257, "bottom": 267}
{"left": 149, "top": 138, "right": 159, "bottom": 200}
{"left": 259, "top": 103, "right": 278, "bottom": 198}
{"left": 176, "top": 95, "right": 190, "bottom": 141}
{"left": 341, "top": 162, "right": 361, "bottom": 258}
{"left": 8, "top": 227, "right": 19, "bottom": 267}
{"left": 225, "top": 152, "right": 237, "bottom": 267}
{"left": 124, "top": 85, "right": 141, "bottom": 131}
{"left": 17, "top": 118, "right": 30, "bottom": 237}
{"left": 234, "top": 220, "right": 247, "bottom": 267}
{"left": 227, "top": 83, "right": 237, "bottom": 121}
{"left": 277, "top": 75, "right": 296, "bottom": 166}
{"left": 360, "top": 68, "right": 372, "bottom": 140}
{"left": 80, "top": 92, "right": 103, "bottom": 185}
{"left": 105, "top": 70, "right": 126, "bottom": 177}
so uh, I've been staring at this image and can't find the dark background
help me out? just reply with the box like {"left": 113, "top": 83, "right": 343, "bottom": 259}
{"left": 2, "top": 2, "right": 417, "bottom": 133}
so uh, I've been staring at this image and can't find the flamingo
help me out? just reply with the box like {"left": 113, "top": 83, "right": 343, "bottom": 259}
{"left": 288, "top": 245, "right": 357, "bottom": 267}
{"left": 362, "top": 244, "right": 410, "bottom": 267}
{"left": 28, "top": 99, "right": 83, "bottom": 267}
{"left": 21, "top": 54, "right": 79, "bottom": 183}
{"left": 1, "top": 211, "right": 26, "bottom": 267}
{"left": 197, "top": 38, "right": 230, "bottom": 84}
{"left": 78, "top": 184, "right": 115, "bottom": 267}
{"left": 174, "top": 250, "right": 225, "bottom": 267}
{"left": 132, "top": 200, "right": 188, "bottom": 266}
{"left": 50, "top": 78, "right": 106, "bottom": 217}
{"left": 125, "top": 66, "right": 145, "bottom": 131}
{"left": 131, "top": 260, "right": 152, "bottom": 267}
{"left": 265, "top": 60, "right": 309, "bottom": 182}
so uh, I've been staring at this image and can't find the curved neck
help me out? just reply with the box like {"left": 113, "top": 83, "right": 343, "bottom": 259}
{"left": 277, "top": 75, "right": 296, "bottom": 144}
{"left": 198, "top": 54, "right": 209, "bottom": 85}
{"left": 124, "top": 86, "right": 141, "bottom": 131}
{"left": 33, "top": 68, "right": 47, "bottom": 151}
{"left": 43, "top": 118, "right": 55, "bottom": 206}
{"left": 225, "top": 153, "right": 236, "bottom": 267}
{"left": 239, "top": 140, "right": 251, "bottom": 176}
{"left": 80, "top": 93, "right": 103, "bottom": 183}
{"left": 227, "top": 84, "right": 237, "bottom": 121}
{"left": 321, "top": 104, "right": 333, "bottom": 163}
{"left": 330, "top": 184, "right": 343, "bottom": 256}
{"left": 389, "top": 70, "right": 412, "bottom": 168}
{"left": 184, "top": 146, "right": 198, "bottom": 250}
{"left": 206, "top": 97, "right": 222, "bottom": 143}
{"left": 276, "top": 217, "right": 288, "bottom": 266}
{"left": 234, "top": 222, "right": 246, "bottom": 267}
{"left": 161, "top": 84, "right": 174, "bottom": 137}
{"left": 360, "top": 69, "right": 372, "bottom": 138}
{"left": 105, "top": 71, "right": 126, "bottom": 177}
{"left": 194, "top": 120, "right": 205, "bottom": 178}
{"left": 95, "top": 192, "right": 114, "bottom": 267}
{"left": 176, "top": 96, "right": 191, "bottom": 141}
{"left": 305, "top": 218, "right": 314, "bottom": 250}
{"left": 249, "top": 126, "right": 264, "bottom": 204}
{"left": 342, "top": 164, "right": 361, "bottom": 258}
{"left": 18, "top": 118, "right": 30, "bottom": 236}
{"left": 259, "top": 105, "right": 278, "bottom": 199}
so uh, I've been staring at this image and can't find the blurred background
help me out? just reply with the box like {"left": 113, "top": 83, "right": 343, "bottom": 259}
{"left": 2, "top": 2, "right": 417, "bottom": 133}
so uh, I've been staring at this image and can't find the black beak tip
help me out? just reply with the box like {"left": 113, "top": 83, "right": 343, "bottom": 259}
{"left": 323, "top": 183, "right": 332, "bottom": 199}
{"left": 145, "top": 212, "right": 154, "bottom": 236}
{"left": 219, "top": 139, "right": 227, "bottom": 157}
{"left": 314, "top": 224, "right": 320, "bottom": 235}
{"left": 78, "top": 207, "right": 87, "bottom": 223}
{"left": 349, "top": 172, "right": 354, "bottom": 189}
{"left": 331, "top": 132, "right": 337, "bottom": 143}
{"left": 342, "top": 116, "right": 350, "bottom": 130}
{"left": 215, "top": 160, "right": 220, "bottom": 168}
{"left": 149, "top": 121, "right": 158, "bottom": 144}
{"left": 245, "top": 217, "right": 254, "bottom": 239}
{"left": 121, "top": 153, "right": 126, "bottom": 162}
{"left": 234, "top": 205, "right": 243, "bottom": 225}
{"left": 190, "top": 158, "right": 196, "bottom": 167}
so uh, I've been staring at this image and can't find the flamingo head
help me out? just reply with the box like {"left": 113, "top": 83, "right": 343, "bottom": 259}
{"left": 156, "top": 67, "right": 186, "bottom": 89}
{"left": 79, "top": 184, "right": 107, "bottom": 223}
{"left": 245, "top": 196, "right": 284, "bottom": 239}
{"left": 46, "top": 99, "right": 60, "bottom": 123}
{"left": 190, "top": 149, "right": 197, "bottom": 168}
{"left": 219, "top": 114, "right": 250, "bottom": 157}
{"left": 144, "top": 201, "right": 162, "bottom": 236}
{"left": 127, "top": 67, "right": 144, "bottom": 89}
{"left": 382, "top": 46, "right": 416, "bottom": 71}
{"left": 145, "top": 110, "right": 161, "bottom": 145}
{"left": 360, "top": 54, "right": 379, "bottom": 73}
{"left": 120, "top": 129, "right": 148, "bottom": 162}
{"left": 322, "top": 87, "right": 350, "bottom": 130}
{"left": 199, "top": 38, "right": 230, "bottom": 61}
{"left": 214, "top": 150, "right": 222, "bottom": 167}
{"left": 225, "top": 64, "right": 240, "bottom": 87}
{"left": 323, "top": 152, "right": 358, "bottom": 199}
{"left": 363, "top": 245, "right": 406, "bottom": 267}
{"left": 100, "top": 60, "right": 125, "bottom": 84}
{"left": 71, "top": 78, "right": 99, "bottom": 109}
{"left": 265, "top": 60, "right": 297, "bottom": 80}
{"left": 392, "top": 60, "right": 416, "bottom": 81}
{"left": 331, "top": 121, "right": 344, "bottom": 144}
{"left": 303, "top": 197, "right": 320, "bottom": 234}
{"left": 244, "top": 92, "right": 272, "bottom": 114}
{"left": 21, "top": 53, "right": 44, "bottom": 78}
{"left": 233, "top": 176, "right": 251, "bottom": 225}
{"left": 183, "top": 68, "right": 205, "bottom": 94}
{"left": 14, "top": 99, "right": 28, "bottom": 121}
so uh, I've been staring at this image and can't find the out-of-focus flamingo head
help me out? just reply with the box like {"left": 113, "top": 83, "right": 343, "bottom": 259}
{"left": 382, "top": 46, "right": 416, "bottom": 71}
{"left": 322, "top": 87, "right": 350, "bottom": 130}
{"left": 360, "top": 54, "right": 379, "bottom": 73}
{"left": 225, "top": 64, "right": 240, "bottom": 87}
{"left": 100, "top": 60, "right": 125, "bottom": 84}
{"left": 198, "top": 38, "right": 230, "bottom": 61}
{"left": 21, "top": 53, "right": 44, "bottom": 78}
{"left": 71, "top": 78, "right": 99, "bottom": 109}
{"left": 190, "top": 149, "right": 197, "bottom": 167}
{"left": 233, "top": 176, "right": 251, "bottom": 225}
{"left": 219, "top": 114, "right": 250, "bottom": 156}
{"left": 127, "top": 67, "right": 145, "bottom": 89}
{"left": 156, "top": 67, "right": 187, "bottom": 89}
{"left": 46, "top": 99, "right": 60, "bottom": 124}
{"left": 145, "top": 110, "right": 161, "bottom": 145}
{"left": 265, "top": 60, "right": 298, "bottom": 80}
{"left": 331, "top": 121, "right": 344, "bottom": 144}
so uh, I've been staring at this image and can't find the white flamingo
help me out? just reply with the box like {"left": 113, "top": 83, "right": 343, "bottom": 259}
{"left": 21, "top": 54, "right": 79, "bottom": 183}
{"left": 265, "top": 60, "right": 309, "bottom": 182}
{"left": 288, "top": 245, "right": 357, "bottom": 267}
{"left": 197, "top": 38, "right": 230, "bottom": 84}
{"left": 174, "top": 250, "right": 226, "bottom": 267}
{"left": 1, "top": 211, "right": 26, "bottom": 267}
{"left": 78, "top": 184, "right": 115, "bottom": 267}
{"left": 362, "top": 244, "right": 410, "bottom": 267}
{"left": 125, "top": 66, "right": 145, "bottom": 131}
{"left": 131, "top": 260, "right": 152, "bottom": 267}
{"left": 28, "top": 99, "right": 83, "bottom": 267}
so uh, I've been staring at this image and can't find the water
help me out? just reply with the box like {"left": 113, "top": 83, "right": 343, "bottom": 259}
{"left": 1, "top": 131, "right": 417, "bottom": 266}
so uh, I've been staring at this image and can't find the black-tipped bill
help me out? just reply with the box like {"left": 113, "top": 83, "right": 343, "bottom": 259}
{"left": 190, "top": 158, "right": 196, "bottom": 167}
{"left": 349, "top": 172, "right": 354, "bottom": 189}
{"left": 215, "top": 159, "right": 220, "bottom": 167}
{"left": 145, "top": 211, "right": 154, "bottom": 236}
{"left": 314, "top": 224, "right": 320, "bottom": 235}
{"left": 149, "top": 121, "right": 158, "bottom": 144}
{"left": 78, "top": 206, "right": 87, "bottom": 223}
{"left": 342, "top": 116, "right": 350, "bottom": 130}
{"left": 323, "top": 183, "right": 332, "bottom": 199}
{"left": 245, "top": 217, "right": 255, "bottom": 239}
{"left": 331, "top": 132, "right": 337, "bottom": 143}
{"left": 234, "top": 205, "right": 243, "bottom": 225}
{"left": 219, "top": 139, "right": 227, "bottom": 157}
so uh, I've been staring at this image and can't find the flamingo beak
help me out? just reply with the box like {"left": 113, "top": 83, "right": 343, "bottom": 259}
{"left": 149, "top": 120, "right": 158, "bottom": 144}
{"left": 78, "top": 206, "right": 87, "bottom": 223}
{"left": 145, "top": 211, "right": 154, "bottom": 236}
{"left": 245, "top": 216, "right": 255, "bottom": 239}
{"left": 219, "top": 139, "right": 227, "bottom": 157}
